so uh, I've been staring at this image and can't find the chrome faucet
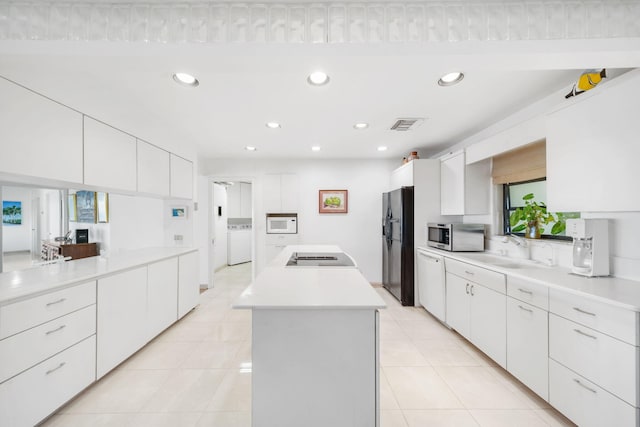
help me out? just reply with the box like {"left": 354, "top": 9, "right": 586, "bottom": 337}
{"left": 502, "top": 233, "right": 528, "bottom": 247}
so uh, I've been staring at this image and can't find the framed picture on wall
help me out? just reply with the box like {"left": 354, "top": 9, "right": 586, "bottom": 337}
{"left": 171, "top": 206, "right": 187, "bottom": 220}
{"left": 97, "top": 192, "right": 109, "bottom": 223}
{"left": 318, "top": 190, "right": 348, "bottom": 214}
{"left": 76, "top": 191, "right": 96, "bottom": 223}
{"left": 68, "top": 194, "right": 77, "bottom": 222}
{"left": 2, "top": 201, "right": 22, "bottom": 225}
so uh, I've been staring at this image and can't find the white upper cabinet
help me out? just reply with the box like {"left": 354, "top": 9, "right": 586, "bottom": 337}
{"left": 390, "top": 161, "right": 415, "bottom": 188}
{"left": 546, "top": 70, "right": 640, "bottom": 212}
{"left": 170, "top": 154, "right": 194, "bottom": 200}
{"left": 0, "top": 78, "right": 83, "bottom": 184}
{"left": 228, "top": 182, "right": 252, "bottom": 218}
{"left": 84, "top": 117, "right": 137, "bottom": 192}
{"left": 440, "top": 150, "right": 490, "bottom": 216}
{"left": 137, "top": 140, "right": 170, "bottom": 197}
{"left": 264, "top": 173, "right": 298, "bottom": 213}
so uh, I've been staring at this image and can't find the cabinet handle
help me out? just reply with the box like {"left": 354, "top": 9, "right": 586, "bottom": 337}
{"left": 470, "top": 285, "right": 475, "bottom": 296}
{"left": 45, "top": 325, "right": 67, "bottom": 335}
{"left": 573, "top": 307, "right": 596, "bottom": 316}
{"left": 573, "top": 378, "right": 597, "bottom": 394}
{"left": 518, "top": 288, "right": 533, "bottom": 295}
{"left": 518, "top": 305, "right": 533, "bottom": 313}
{"left": 465, "top": 283, "right": 470, "bottom": 294}
{"left": 573, "top": 329, "right": 597, "bottom": 340}
{"left": 464, "top": 270, "right": 475, "bottom": 276}
{"left": 45, "top": 362, "right": 66, "bottom": 375}
{"left": 46, "top": 298, "right": 67, "bottom": 307}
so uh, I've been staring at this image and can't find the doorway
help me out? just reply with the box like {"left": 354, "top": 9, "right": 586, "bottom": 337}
{"left": 209, "top": 178, "right": 255, "bottom": 289}
{"left": 1, "top": 185, "right": 66, "bottom": 273}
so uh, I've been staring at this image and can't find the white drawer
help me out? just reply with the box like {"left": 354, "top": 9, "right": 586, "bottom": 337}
{"left": 445, "top": 258, "right": 505, "bottom": 294}
{"left": 549, "top": 288, "right": 638, "bottom": 345}
{"left": 549, "top": 359, "right": 638, "bottom": 427}
{"left": 0, "top": 281, "right": 96, "bottom": 339}
{"left": 549, "top": 313, "right": 638, "bottom": 407}
{"left": 507, "top": 276, "right": 549, "bottom": 311}
{"left": 0, "top": 304, "right": 96, "bottom": 383}
{"left": 0, "top": 335, "right": 96, "bottom": 427}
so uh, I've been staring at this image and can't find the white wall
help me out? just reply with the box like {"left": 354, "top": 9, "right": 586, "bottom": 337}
{"left": 212, "top": 183, "right": 229, "bottom": 272}
{"left": 202, "top": 158, "right": 396, "bottom": 282}
{"left": 1, "top": 186, "right": 32, "bottom": 252}
{"left": 195, "top": 175, "right": 211, "bottom": 287}
{"left": 108, "top": 194, "right": 164, "bottom": 254}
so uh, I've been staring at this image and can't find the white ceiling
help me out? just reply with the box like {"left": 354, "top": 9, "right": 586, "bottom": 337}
{"left": 0, "top": 40, "right": 637, "bottom": 160}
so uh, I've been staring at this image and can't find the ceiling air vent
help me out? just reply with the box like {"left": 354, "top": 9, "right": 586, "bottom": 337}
{"left": 389, "top": 118, "right": 425, "bottom": 131}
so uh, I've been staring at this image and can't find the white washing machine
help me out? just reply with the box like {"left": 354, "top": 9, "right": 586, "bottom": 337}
{"left": 227, "top": 228, "right": 252, "bottom": 265}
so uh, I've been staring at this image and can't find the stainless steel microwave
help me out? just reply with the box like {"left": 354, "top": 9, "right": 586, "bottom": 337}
{"left": 266, "top": 213, "right": 298, "bottom": 234}
{"left": 427, "top": 223, "right": 485, "bottom": 252}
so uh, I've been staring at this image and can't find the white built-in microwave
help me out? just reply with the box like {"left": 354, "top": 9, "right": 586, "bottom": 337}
{"left": 266, "top": 213, "right": 298, "bottom": 234}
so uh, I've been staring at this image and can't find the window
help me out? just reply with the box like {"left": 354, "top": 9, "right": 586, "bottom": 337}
{"left": 503, "top": 178, "right": 579, "bottom": 241}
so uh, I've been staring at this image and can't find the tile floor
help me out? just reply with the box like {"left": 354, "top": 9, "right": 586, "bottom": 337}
{"left": 42, "top": 262, "right": 575, "bottom": 427}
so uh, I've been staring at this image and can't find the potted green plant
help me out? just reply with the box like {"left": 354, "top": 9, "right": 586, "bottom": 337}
{"left": 509, "top": 193, "right": 566, "bottom": 238}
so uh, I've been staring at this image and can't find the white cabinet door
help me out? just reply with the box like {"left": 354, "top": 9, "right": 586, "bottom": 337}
{"left": 96, "top": 266, "right": 148, "bottom": 378}
{"left": 147, "top": 258, "right": 178, "bottom": 340}
{"left": 137, "top": 140, "right": 170, "bottom": 197}
{"left": 170, "top": 154, "right": 194, "bottom": 199}
{"left": 417, "top": 250, "right": 445, "bottom": 322}
{"left": 445, "top": 273, "right": 470, "bottom": 339}
{"left": 240, "top": 182, "right": 252, "bottom": 217}
{"left": 263, "top": 174, "right": 282, "bottom": 213}
{"left": 84, "top": 117, "right": 137, "bottom": 192}
{"left": 546, "top": 71, "right": 640, "bottom": 212}
{"left": 440, "top": 151, "right": 465, "bottom": 215}
{"left": 227, "top": 183, "right": 242, "bottom": 218}
{"left": 178, "top": 251, "right": 199, "bottom": 318}
{"left": 0, "top": 78, "right": 83, "bottom": 184}
{"left": 469, "top": 282, "right": 506, "bottom": 367}
{"left": 506, "top": 297, "right": 548, "bottom": 400}
{"left": 390, "top": 162, "right": 414, "bottom": 188}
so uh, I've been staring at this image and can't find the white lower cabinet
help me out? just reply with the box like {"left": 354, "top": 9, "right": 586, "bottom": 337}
{"left": 147, "top": 258, "right": 179, "bottom": 340}
{"left": 97, "top": 266, "right": 148, "bottom": 378}
{"left": 445, "top": 271, "right": 506, "bottom": 367}
{"left": 549, "top": 359, "right": 638, "bottom": 427}
{"left": 0, "top": 335, "right": 96, "bottom": 427}
{"left": 506, "top": 297, "right": 548, "bottom": 400}
{"left": 178, "top": 251, "right": 199, "bottom": 319}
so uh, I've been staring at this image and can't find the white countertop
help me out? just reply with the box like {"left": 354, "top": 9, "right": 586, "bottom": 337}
{"left": 417, "top": 246, "right": 640, "bottom": 312}
{"left": 233, "top": 245, "right": 386, "bottom": 310}
{"left": 0, "top": 247, "right": 197, "bottom": 306}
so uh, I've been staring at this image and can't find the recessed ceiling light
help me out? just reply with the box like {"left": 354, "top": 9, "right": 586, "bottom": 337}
{"left": 245, "top": 146, "right": 257, "bottom": 151}
{"left": 307, "top": 71, "right": 330, "bottom": 86}
{"left": 311, "top": 146, "right": 321, "bottom": 151}
{"left": 173, "top": 72, "right": 199, "bottom": 87}
{"left": 438, "top": 72, "right": 464, "bottom": 86}
{"left": 265, "top": 122, "right": 281, "bottom": 129}
{"left": 377, "top": 146, "right": 388, "bottom": 152}
{"left": 353, "top": 123, "right": 369, "bottom": 130}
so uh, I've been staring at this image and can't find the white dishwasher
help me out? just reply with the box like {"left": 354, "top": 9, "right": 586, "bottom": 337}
{"left": 416, "top": 249, "right": 446, "bottom": 322}
{"left": 227, "top": 229, "right": 252, "bottom": 265}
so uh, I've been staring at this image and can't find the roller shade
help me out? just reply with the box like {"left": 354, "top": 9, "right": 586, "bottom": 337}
{"left": 492, "top": 139, "right": 546, "bottom": 185}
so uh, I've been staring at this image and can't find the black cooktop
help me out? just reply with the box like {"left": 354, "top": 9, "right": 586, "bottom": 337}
{"left": 286, "top": 252, "right": 355, "bottom": 267}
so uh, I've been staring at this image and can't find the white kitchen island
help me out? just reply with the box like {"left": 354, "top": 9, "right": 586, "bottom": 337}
{"left": 233, "top": 245, "right": 386, "bottom": 427}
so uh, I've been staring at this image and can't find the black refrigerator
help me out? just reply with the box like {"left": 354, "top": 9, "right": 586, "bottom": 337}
{"left": 382, "top": 187, "right": 414, "bottom": 306}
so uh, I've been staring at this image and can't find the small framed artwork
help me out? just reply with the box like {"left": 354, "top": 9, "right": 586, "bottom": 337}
{"left": 319, "top": 190, "right": 348, "bottom": 214}
{"left": 68, "top": 194, "right": 77, "bottom": 222}
{"left": 76, "top": 191, "right": 96, "bottom": 223}
{"left": 172, "top": 206, "right": 187, "bottom": 219}
{"left": 2, "top": 200, "right": 22, "bottom": 225}
{"left": 97, "top": 192, "right": 109, "bottom": 223}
